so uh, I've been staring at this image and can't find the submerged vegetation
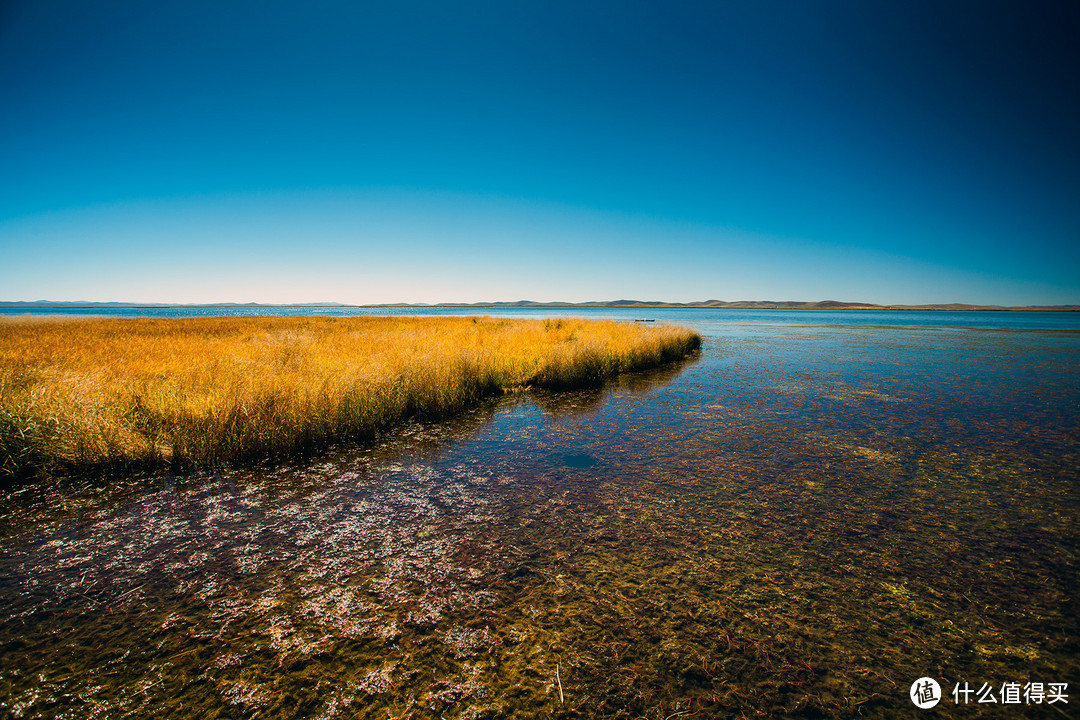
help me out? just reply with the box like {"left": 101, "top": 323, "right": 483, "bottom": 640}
{"left": 0, "top": 315, "right": 700, "bottom": 480}
{"left": 0, "top": 316, "right": 1076, "bottom": 717}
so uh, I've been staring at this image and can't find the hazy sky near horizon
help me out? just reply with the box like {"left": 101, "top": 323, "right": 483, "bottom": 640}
{"left": 2, "top": 0, "right": 1078, "bottom": 305}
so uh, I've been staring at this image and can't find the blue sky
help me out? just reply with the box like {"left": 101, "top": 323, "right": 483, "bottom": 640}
{"left": 1, "top": 0, "right": 1077, "bottom": 305}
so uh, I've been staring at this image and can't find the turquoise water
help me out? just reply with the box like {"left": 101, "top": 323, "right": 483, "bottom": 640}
{"left": 1, "top": 309, "right": 1077, "bottom": 718}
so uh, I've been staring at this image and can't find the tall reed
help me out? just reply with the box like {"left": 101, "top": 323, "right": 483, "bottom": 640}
{"left": 0, "top": 316, "right": 700, "bottom": 480}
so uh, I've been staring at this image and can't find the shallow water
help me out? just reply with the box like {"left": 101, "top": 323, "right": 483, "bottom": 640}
{"left": 1, "top": 313, "right": 1078, "bottom": 718}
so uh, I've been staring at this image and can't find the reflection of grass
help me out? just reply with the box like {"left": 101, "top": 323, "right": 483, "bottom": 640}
{"left": 0, "top": 315, "right": 700, "bottom": 480}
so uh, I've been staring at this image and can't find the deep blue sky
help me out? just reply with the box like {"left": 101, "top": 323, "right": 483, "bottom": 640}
{"left": 2, "top": 0, "right": 1078, "bottom": 304}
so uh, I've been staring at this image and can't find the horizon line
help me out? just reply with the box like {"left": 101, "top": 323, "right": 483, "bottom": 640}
{"left": 2, "top": 300, "right": 1079, "bottom": 311}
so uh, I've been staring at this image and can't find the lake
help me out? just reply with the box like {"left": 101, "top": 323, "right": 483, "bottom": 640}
{"left": 1, "top": 308, "right": 1077, "bottom": 718}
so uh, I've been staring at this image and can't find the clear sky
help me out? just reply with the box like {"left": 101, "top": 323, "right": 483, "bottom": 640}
{"left": 1, "top": 0, "right": 1078, "bottom": 305}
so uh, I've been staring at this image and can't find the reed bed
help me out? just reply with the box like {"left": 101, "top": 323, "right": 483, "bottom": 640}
{"left": 0, "top": 315, "right": 700, "bottom": 480}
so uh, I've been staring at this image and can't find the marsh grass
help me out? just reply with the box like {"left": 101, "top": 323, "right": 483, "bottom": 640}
{"left": 0, "top": 315, "right": 700, "bottom": 480}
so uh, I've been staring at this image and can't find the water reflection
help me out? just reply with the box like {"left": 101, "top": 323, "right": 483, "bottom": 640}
{"left": 1, "top": 325, "right": 1077, "bottom": 719}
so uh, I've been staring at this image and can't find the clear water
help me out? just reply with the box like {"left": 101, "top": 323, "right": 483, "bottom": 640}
{"left": 1, "top": 309, "right": 1077, "bottom": 718}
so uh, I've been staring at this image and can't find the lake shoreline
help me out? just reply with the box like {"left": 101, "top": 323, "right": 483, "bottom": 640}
{"left": 0, "top": 315, "right": 701, "bottom": 483}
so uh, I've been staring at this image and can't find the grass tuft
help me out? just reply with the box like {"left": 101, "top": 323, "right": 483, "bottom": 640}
{"left": 0, "top": 315, "right": 700, "bottom": 481}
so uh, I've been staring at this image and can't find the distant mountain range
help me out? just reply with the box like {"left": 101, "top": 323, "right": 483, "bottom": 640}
{"left": 2, "top": 300, "right": 1078, "bottom": 311}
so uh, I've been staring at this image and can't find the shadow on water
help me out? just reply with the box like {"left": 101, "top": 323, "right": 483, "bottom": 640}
{"left": 1, "top": 332, "right": 1077, "bottom": 719}
{"left": 526, "top": 354, "right": 699, "bottom": 422}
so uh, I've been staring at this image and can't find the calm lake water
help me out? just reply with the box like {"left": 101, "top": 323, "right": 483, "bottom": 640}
{"left": 1, "top": 308, "right": 1077, "bottom": 718}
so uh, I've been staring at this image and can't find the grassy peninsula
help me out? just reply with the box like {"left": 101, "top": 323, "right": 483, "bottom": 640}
{"left": 0, "top": 315, "right": 700, "bottom": 481}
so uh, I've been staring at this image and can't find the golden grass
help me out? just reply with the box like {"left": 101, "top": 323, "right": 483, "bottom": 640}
{"left": 0, "top": 315, "right": 700, "bottom": 480}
